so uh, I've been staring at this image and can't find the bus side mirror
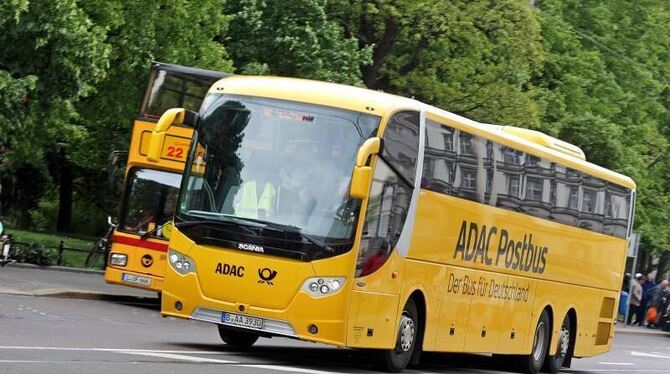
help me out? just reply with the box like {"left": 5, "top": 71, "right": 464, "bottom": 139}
{"left": 350, "top": 137, "right": 383, "bottom": 200}
{"left": 147, "top": 108, "right": 198, "bottom": 162}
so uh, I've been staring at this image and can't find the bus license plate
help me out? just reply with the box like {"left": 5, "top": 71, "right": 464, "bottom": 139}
{"left": 222, "top": 312, "right": 264, "bottom": 330}
{"left": 121, "top": 273, "right": 151, "bottom": 286}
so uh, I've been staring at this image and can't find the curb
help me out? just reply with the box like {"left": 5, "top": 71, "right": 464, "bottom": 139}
{"left": 0, "top": 288, "right": 159, "bottom": 305}
{"left": 615, "top": 328, "right": 669, "bottom": 336}
{"left": 6, "top": 262, "right": 104, "bottom": 275}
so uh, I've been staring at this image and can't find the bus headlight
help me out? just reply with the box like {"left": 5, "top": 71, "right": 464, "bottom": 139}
{"left": 301, "top": 277, "right": 346, "bottom": 297}
{"left": 168, "top": 249, "right": 196, "bottom": 275}
{"left": 109, "top": 253, "right": 127, "bottom": 267}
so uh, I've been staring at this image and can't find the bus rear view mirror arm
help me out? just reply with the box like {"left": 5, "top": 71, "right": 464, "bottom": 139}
{"left": 350, "top": 137, "right": 383, "bottom": 200}
{"left": 147, "top": 108, "right": 198, "bottom": 162}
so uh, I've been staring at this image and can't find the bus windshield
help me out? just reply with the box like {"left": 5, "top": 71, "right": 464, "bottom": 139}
{"left": 121, "top": 168, "right": 181, "bottom": 237}
{"left": 177, "top": 94, "right": 379, "bottom": 258}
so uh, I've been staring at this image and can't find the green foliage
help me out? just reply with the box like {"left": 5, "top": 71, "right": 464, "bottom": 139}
{"left": 13, "top": 243, "right": 58, "bottom": 266}
{"left": 1, "top": 0, "right": 670, "bottom": 273}
{"left": 329, "top": 0, "right": 544, "bottom": 126}
{"left": 225, "top": 0, "right": 370, "bottom": 84}
{"left": 535, "top": 0, "right": 670, "bottom": 265}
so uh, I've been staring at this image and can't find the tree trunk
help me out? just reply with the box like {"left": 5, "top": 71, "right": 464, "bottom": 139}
{"left": 56, "top": 148, "right": 72, "bottom": 232}
{"left": 656, "top": 251, "right": 670, "bottom": 282}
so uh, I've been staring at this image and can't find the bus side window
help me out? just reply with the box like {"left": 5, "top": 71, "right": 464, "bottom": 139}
{"left": 356, "top": 112, "right": 419, "bottom": 277}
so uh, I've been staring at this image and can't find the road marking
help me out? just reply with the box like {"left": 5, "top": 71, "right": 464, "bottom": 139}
{"left": 238, "top": 364, "right": 347, "bottom": 374}
{"left": 566, "top": 371, "right": 670, "bottom": 373}
{"left": 598, "top": 362, "right": 635, "bottom": 365}
{"left": 0, "top": 346, "right": 237, "bottom": 355}
{"left": 631, "top": 351, "right": 670, "bottom": 359}
{"left": 119, "top": 351, "right": 238, "bottom": 364}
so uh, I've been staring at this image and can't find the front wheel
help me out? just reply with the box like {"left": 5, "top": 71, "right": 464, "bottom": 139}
{"left": 543, "top": 314, "right": 571, "bottom": 373}
{"left": 217, "top": 326, "right": 259, "bottom": 347}
{"left": 376, "top": 299, "right": 419, "bottom": 372}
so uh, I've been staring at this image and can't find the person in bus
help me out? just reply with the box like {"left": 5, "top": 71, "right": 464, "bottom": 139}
{"left": 233, "top": 151, "right": 277, "bottom": 220}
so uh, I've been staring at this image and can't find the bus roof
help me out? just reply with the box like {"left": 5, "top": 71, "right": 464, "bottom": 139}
{"left": 209, "top": 75, "right": 636, "bottom": 191}
{"left": 152, "top": 62, "right": 231, "bottom": 80}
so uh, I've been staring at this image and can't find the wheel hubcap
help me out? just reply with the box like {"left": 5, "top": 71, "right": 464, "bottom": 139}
{"left": 398, "top": 313, "right": 415, "bottom": 352}
{"left": 558, "top": 325, "right": 570, "bottom": 357}
{"left": 532, "top": 321, "right": 546, "bottom": 361}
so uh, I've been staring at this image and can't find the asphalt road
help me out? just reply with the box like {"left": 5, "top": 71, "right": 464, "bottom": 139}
{"left": 1, "top": 292, "right": 669, "bottom": 374}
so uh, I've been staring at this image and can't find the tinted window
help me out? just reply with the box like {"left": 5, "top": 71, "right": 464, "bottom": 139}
{"left": 381, "top": 111, "right": 420, "bottom": 184}
{"left": 422, "top": 120, "right": 632, "bottom": 238}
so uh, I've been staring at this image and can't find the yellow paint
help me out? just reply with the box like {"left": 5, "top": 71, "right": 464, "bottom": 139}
{"left": 103, "top": 120, "right": 192, "bottom": 293}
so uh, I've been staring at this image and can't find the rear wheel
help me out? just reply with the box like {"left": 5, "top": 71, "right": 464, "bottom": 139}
{"left": 217, "top": 326, "right": 259, "bottom": 347}
{"left": 515, "top": 310, "right": 551, "bottom": 374}
{"left": 543, "top": 314, "right": 571, "bottom": 373}
{"left": 376, "top": 299, "right": 419, "bottom": 372}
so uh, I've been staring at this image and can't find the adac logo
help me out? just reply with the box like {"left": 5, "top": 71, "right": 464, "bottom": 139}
{"left": 258, "top": 268, "right": 278, "bottom": 285}
{"left": 141, "top": 254, "right": 153, "bottom": 268}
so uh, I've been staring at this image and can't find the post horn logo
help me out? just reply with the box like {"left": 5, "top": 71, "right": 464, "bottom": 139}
{"left": 258, "top": 268, "right": 278, "bottom": 285}
{"left": 141, "top": 254, "right": 153, "bottom": 268}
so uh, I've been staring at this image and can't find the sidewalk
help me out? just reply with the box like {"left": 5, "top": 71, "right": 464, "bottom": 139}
{"left": 615, "top": 323, "right": 669, "bottom": 336}
{"left": 0, "top": 263, "right": 156, "bottom": 300}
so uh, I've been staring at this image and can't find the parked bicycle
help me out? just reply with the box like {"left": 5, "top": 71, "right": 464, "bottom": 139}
{"left": 85, "top": 216, "right": 116, "bottom": 269}
{"left": 0, "top": 220, "right": 14, "bottom": 267}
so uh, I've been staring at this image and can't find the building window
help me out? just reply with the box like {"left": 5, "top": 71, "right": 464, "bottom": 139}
{"left": 568, "top": 186, "right": 579, "bottom": 210}
{"left": 508, "top": 174, "right": 520, "bottom": 197}
{"left": 583, "top": 188, "right": 596, "bottom": 213}
{"left": 460, "top": 133, "right": 473, "bottom": 155}
{"left": 462, "top": 170, "right": 476, "bottom": 189}
{"left": 526, "top": 178, "right": 543, "bottom": 201}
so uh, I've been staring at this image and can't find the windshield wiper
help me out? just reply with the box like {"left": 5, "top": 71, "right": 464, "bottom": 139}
{"left": 231, "top": 217, "right": 335, "bottom": 256}
{"left": 175, "top": 217, "right": 258, "bottom": 236}
{"left": 140, "top": 221, "right": 170, "bottom": 240}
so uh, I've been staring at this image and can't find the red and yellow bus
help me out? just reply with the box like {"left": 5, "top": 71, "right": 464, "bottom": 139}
{"left": 104, "top": 62, "right": 228, "bottom": 292}
{"left": 147, "top": 76, "right": 634, "bottom": 373}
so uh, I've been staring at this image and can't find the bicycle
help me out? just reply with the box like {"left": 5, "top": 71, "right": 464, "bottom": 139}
{"left": 85, "top": 216, "right": 116, "bottom": 269}
{"left": 0, "top": 233, "right": 14, "bottom": 267}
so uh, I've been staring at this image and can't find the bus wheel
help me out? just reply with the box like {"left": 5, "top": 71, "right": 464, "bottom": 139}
{"left": 217, "top": 326, "right": 259, "bottom": 347}
{"left": 543, "top": 314, "right": 571, "bottom": 373}
{"left": 517, "top": 310, "right": 550, "bottom": 374}
{"left": 376, "top": 299, "right": 419, "bottom": 372}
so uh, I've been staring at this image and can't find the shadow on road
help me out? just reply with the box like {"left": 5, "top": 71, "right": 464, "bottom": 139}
{"left": 43, "top": 293, "right": 161, "bottom": 311}
{"left": 167, "top": 342, "right": 519, "bottom": 373}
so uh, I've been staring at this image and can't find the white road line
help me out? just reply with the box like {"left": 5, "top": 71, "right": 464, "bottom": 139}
{"left": 566, "top": 371, "right": 670, "bottom": 373}
{"left": 237, "top": 364, "right": 347, "bottom": 374}
{"left": 631, "top": 351, "right": 670, "bottom": 359}
{"left": 0, "top": 345, "right": 348, "bottom": 373}
{"left": 598, "top": 362, "right": 635, "bottom": 365}
{"left": 0, "top": 346, "right": 236, "bottom": 355}
{"left": 119, "top": 351, "right": 238, "bottom": 364}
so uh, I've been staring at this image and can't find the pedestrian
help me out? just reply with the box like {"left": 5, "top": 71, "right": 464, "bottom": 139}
{"left": 641, "top": 272, "right": 657, "bottom": 325}
{"left": 647, "top": 280, "right": 670, "bottom": 329}
{"left": 627, "top": 273, "right": 643, "bottom": 326}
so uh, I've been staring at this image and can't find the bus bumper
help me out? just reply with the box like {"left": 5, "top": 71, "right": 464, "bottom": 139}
{"left": 104, "top": 266, "right": 164, "bottom": 293}
{"left": 161, "top": 272, "right": 348, "bottom": 347}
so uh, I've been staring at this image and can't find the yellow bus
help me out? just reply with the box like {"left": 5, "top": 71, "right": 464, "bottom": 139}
{"left": 147, "top": 76, "right": 635, "bottom": 373}
{"left": 104, "top": 62, "right": 229, "bottom": 292}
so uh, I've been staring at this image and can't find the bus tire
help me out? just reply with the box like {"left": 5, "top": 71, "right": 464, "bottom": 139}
{"left": 542, "top": 314, "right": 571, "bottom": 373}
{"left": 516, "top": 310, "right": 551, "bottom": 374}
{"left": 376, "top": 299, "right": 419, "bottom": 372}
{"left": 217, "top": 326, "right": 259, "bottom": 347}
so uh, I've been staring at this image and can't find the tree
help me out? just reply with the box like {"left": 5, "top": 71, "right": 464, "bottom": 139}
{"left": 0, "top": 0, "right": 110, "bottom": 228}
{"left": 61, "top": 0, "right": 234, "bottom": 234}
{"left": 329, "top": 0, "right": 544, "bottom": 126}
{"left": 224, "top": 0, "right": 370, "bottom": 84}
{"left": 535, "top": 0, "right": 670, "bottom": 276}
